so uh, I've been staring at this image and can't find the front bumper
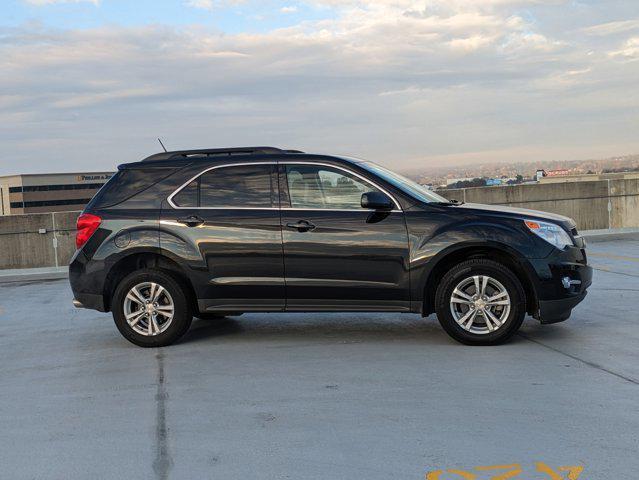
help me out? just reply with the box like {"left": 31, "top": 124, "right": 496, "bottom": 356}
{"left": 530, "top": 244, "right": 592, "bottom": 324}
{"left": 538, "top": 291, "right": 588, "bottom": 324}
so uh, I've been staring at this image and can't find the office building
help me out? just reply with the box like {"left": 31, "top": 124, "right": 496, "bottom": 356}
{"left": 0, "top": 172, "right": 114, "bottom": 215}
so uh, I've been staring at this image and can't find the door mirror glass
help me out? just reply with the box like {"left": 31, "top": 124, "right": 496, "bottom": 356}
{"left": 361, "top": 191, "right": 393, "bottom": 210}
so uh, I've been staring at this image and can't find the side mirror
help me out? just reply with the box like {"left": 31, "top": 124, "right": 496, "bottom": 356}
{"left": 361, "top": 191, "right": 393, "bottom": 210}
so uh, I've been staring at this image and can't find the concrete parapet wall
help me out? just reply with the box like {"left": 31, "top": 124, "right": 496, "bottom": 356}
{"left": 0, "top": 211, "right": 80, "bottom": 270}
{"left": 0, "top": 178, "right": 638, "bottom": 270}
{"left": 539, "top": 172, "right": 639, "bottom": 184}
{"left": 440, "top": 178, "right": 639, "bottom": 230}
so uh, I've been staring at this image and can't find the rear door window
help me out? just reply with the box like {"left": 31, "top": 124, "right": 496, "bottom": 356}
{"left": 172, "top": 164, "right": 277, "bottom": 208}
{"left": 172, "top": 178, "right": 198, "bottom": 207}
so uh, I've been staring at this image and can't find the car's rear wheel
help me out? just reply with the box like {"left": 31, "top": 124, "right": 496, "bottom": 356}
{"left": 434, "top": 258, "right": 525, "bottom": 345}
{"left": 112, "top": 269, "right": 192, "bottom": 347}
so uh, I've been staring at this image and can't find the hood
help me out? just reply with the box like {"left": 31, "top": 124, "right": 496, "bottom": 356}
{"left": 453, "top": 202, "right": 576, "bottom": 229}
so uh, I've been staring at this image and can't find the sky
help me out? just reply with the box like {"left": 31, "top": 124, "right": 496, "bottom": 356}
{"left": 1, "top": 0, "right": 638, "bottom": 174}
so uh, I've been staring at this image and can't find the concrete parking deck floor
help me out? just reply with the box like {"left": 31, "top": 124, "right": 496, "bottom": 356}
{"left": 1, "top": 240, "right": 638, "bottom": 480}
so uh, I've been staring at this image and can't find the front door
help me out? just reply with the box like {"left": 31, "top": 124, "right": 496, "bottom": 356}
{"left": 279, "top": 163, "right": 411, "bottom": 311}
{"left": 160, "top": 162, "right": 284, "bottom": 312}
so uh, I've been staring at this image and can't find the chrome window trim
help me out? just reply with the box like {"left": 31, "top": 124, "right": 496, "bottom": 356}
{"left": 281, "top": 207, "right": 402, "bottom": 212}
{"left": 167, "top": 160, "right": 402, "bottom": 212}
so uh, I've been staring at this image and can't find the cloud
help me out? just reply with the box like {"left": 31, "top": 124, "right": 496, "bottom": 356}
{"left": 448, "top": 34, "right": 496, "bottom": 52}
{"left": 281, "top": 5, "right": 298, "bottom": 13}
{"left": 183, "top": 0, "right": 246, "bottom": 10}
{"left": 582, "top": 19, "right": 639, "bottom": 37}
{"left": 23, "top": 0, "right": 100, "bottom": 5}
{"left": 609, "top": 36, "right": 639, "bottom": 60}
{"left": 184, "top": 0, "right": 214, "bottom": 10}
{"left": 1, "top": 1, "right": 639, "bottom": 173}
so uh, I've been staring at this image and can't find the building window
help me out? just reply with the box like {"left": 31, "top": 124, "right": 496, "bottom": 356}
{"left": 10, "top": 198, "right": 93, "bottom": 209}
{"left": 16, "top": 183, "right": 106, "bottom": 192}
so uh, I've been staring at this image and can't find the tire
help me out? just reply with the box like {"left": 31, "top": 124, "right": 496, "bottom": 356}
{"left": 112, "top": 269, "right": 193, "bottom": 347}
{"left": 434, "top": 258, "right": 525, "bottom": 345}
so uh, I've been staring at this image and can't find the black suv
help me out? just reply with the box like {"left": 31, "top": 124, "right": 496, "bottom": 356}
{"left": 70, "top": 147, "right": 592, "bottom": 347}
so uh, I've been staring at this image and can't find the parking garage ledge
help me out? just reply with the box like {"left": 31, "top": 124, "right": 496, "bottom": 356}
{"left": 0, "top": 228, "right": 638, "bottom": 283}
{"left": 581, "top": 228, "right": 639, "bottom": 243}
{"left": 0, "top": 266, "right": 68, "bottom": 283}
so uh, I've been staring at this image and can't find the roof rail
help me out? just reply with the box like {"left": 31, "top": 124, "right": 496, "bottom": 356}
{"left": 142, "top": 146, "right": 297, "bottom": 162}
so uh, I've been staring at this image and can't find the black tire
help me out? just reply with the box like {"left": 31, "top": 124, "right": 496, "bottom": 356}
{"left": 434, "top": 258, "right": 525, "bottom": 345}
{"left": 112, "top": 269, "right": 193, "bottom": 347}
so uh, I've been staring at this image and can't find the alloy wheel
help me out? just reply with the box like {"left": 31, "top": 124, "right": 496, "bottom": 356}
{"left": 449, "top": 275, "right": 511, "bottom": 335}
{"left": 123, "top": 282, "right": 175, "bottom": 336}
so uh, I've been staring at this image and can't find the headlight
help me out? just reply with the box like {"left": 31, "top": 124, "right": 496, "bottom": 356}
{"left": 524, "top": 219, "right": 573, "bottom": 250}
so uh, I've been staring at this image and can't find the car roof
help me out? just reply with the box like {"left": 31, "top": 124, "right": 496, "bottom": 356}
{"left": 119, "top": 147, "right": 360, "bottom": 170}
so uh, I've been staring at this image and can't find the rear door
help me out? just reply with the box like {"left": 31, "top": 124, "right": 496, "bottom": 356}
{"left": 160, "top": 162, "right": 285, "bottom": 312}
{"left": 279, "top": 162, "right": 411, "bottom": 311}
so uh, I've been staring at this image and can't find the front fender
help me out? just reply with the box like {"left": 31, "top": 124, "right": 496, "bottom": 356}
{"left": 406, "top": 211, "right": 544, "bottom": 309}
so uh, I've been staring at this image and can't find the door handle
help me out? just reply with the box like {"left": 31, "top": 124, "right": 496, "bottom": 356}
{"left": 286, "top": 220, "right": 316, "bottom": 232}
{"left": 177, "top": 215, "right": 205, "bottom": 227}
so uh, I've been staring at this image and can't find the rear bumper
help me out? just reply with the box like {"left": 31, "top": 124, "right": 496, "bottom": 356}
{"left": 69, "top": 248, "right": 108, "bottom": 312}
{"left": 73, "top": 293, "right": 106, "bottom": 312}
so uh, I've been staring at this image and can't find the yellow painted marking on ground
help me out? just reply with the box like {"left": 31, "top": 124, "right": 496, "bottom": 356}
{"left": 560, "top": 466, "right": 585, "bottom": 480}
{"left": 426, "top": 470, "right": 476, "bottom": 479}
{"left": 425, "top": 462, "right": 584, "bottom": 479}
{"left": 588, "top": 252, "right": 639, "bottom": 262}
{"left": 474, "top": 464, "right": 522, "bottom": 479}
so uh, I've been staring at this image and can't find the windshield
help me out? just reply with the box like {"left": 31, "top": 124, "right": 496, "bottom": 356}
{"left": 358, "top": 161, "right": 449, "bottom": 204}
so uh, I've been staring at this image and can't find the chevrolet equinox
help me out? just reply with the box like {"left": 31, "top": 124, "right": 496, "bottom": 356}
{"left": 69, "top": 147, "right": 592, "bottom": 347}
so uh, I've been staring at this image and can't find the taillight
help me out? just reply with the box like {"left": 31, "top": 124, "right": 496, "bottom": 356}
{"left": 76, "top": 213, "right": 102, "bottom": 249}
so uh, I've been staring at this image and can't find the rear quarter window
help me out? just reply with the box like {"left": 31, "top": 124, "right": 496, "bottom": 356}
{"left": 90, "top": 168, "right": 176, "bottom": 208}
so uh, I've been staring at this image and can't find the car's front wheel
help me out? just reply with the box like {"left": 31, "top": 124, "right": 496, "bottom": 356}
{"left": 434, "top": 258, "right": 526, "bottom": 345}
{"left": 112, "top": 269, "right": 193, "bottom": 347}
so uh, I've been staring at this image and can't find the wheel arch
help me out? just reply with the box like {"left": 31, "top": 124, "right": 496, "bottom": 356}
{"left": 421, "top": 243, "right": 538, "bottom": 316}
{"left": 102, "top": 251, "right": 197, "bottom": 313}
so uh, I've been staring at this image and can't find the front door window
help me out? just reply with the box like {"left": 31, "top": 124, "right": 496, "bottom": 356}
{"left": 285, "top": 165, "right": 382, "bottom": 210}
